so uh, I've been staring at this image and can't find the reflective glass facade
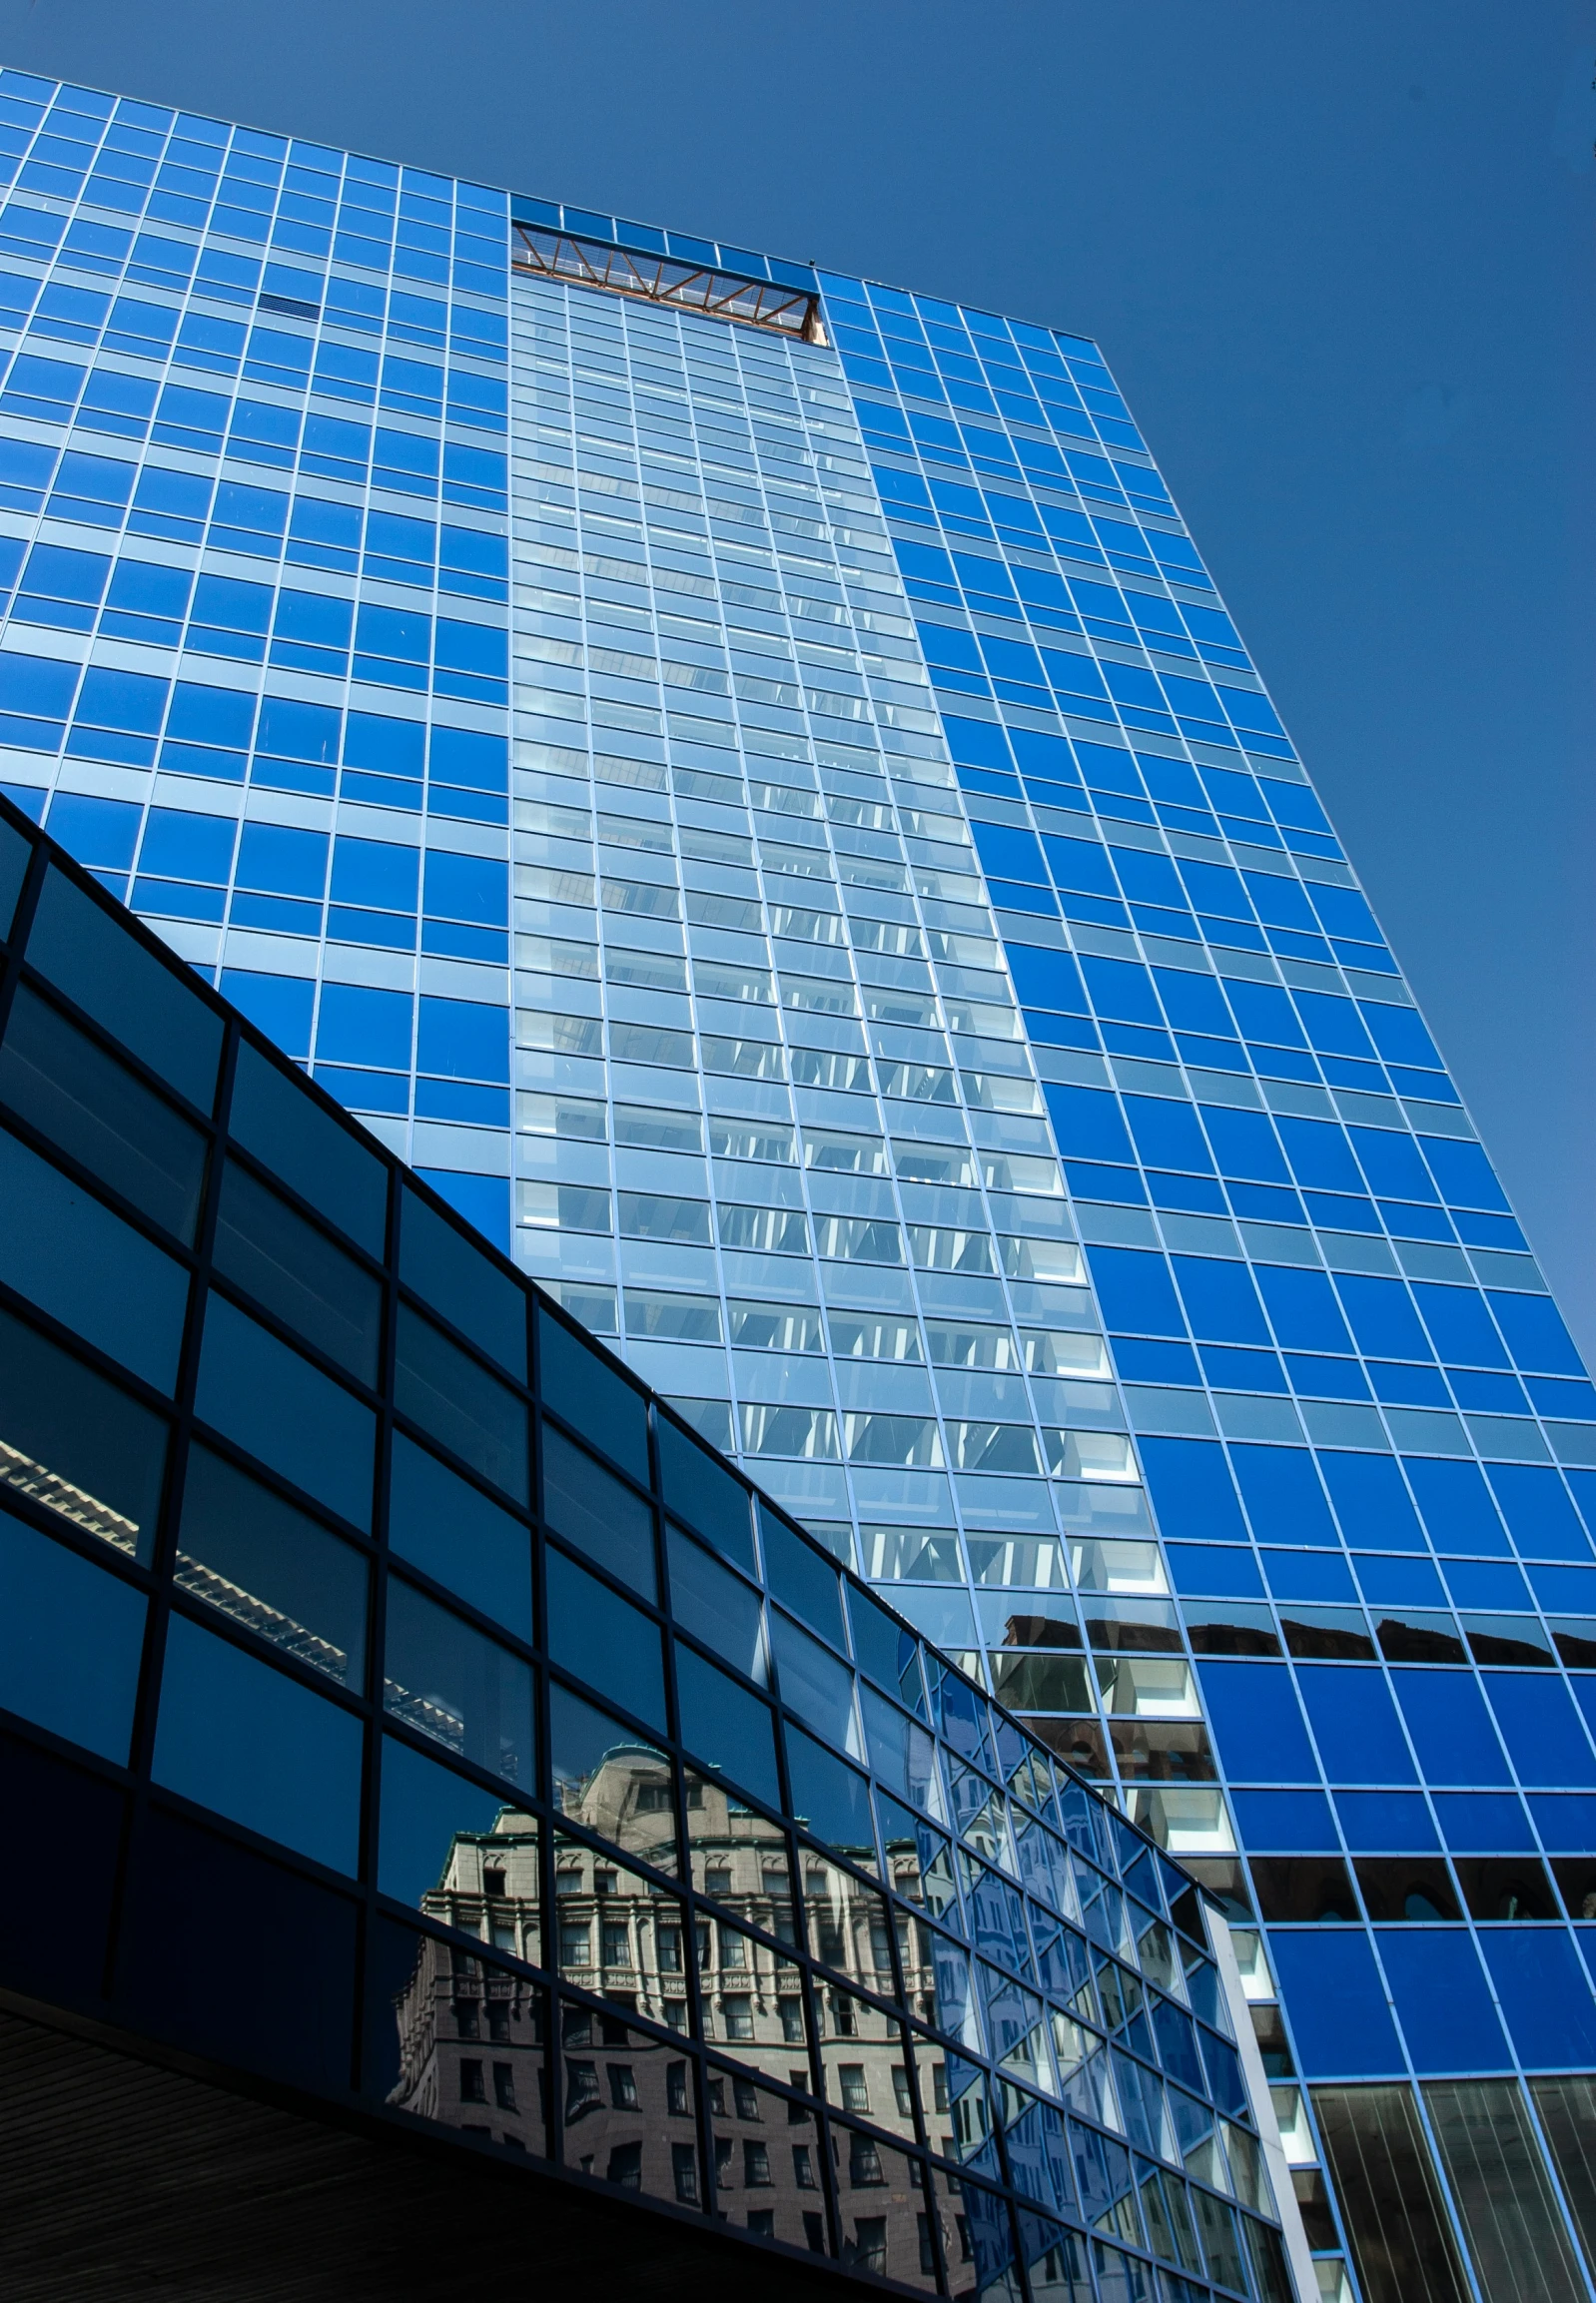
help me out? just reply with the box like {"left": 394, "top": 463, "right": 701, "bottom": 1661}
{"left": 0, "top": 64, "right": 1590, "bottom": 2303}
{"left": 0, "top": 785, "right": 1294, "bottom": 2301}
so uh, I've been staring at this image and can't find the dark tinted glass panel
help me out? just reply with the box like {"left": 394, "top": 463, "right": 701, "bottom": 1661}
{"left": 378, "top": 1732, "right": 533, "bottom": 1908}
{"left": 0, "top": 814, "right": 30, "bottom": 941}
{"left": 666, "top": 1525, "right": 763, "bottom": 1681}
{"left": 152, "top": 1610, "right": 364, "bottom": 1874}
{"left": 536, "top": 1305, "right": 648, "bottom": 1485}
{"left": 0, "top": 1730, "right": 125, "bottom": 2004}
{"left": 1423, "top": 2079, "right": 1586, "bottom": 2303}
{"left": 0, "top": 1303, "right": 167, "bottom": 1559}
{"left": 395, "top": 1302, "right": 528, "bottom": 1503}
{"left": 674, "top": 1642, "right": 781, "bottom": 1812}
{"left": 1529, "top": 2077, "right": 1596, "bottom": 2272}
{"left": 214, "top": 1156, "right": 381, "bottom": 1382}
{"left": 541, "top": 1422, "right": 655, "bottom": 1600}
{"left": 121, "top": 1809, "right": 359, "bottom": 2092}
{"left": 26, "top": 864, "right": 222, "bottom": 1109}
{"left": 0, "top": 1502, "right": 146, "bottom": 1762}
{"left": 545, "top": 1546, "right": 666, "bottom": 1734}
{"left": 400, "top": 1186, "right": 525, "bottom": 1378}
{"left": 0, "top": 1121, "right": 188, "bottom": 1391}
{"left": 760, "top": 1508, "right": 845, "bottom": 1648}
{"left": 0, "top": 983, "right": 207, "bottom": 1239}
{"left": 194, "top": 1293, "right": 375, "bottom": 1531}
{"left": 176, "top": 1443, "right": 368, "bottom": 1687}
{"left": 384, "top": 1577, "right": 535, "bottom": 1789}
{"left": 388, "top": 1429, "right": 531, "bottom": 1639}
{"left": 228, "top": 1039, "right": 388, "bottom": 1254}
{"left": 657, "top": 1414, "right": 752, "bottom": 1565}
{"left": 1313, "top": 2082, "right": 1469, "bottom": 2303}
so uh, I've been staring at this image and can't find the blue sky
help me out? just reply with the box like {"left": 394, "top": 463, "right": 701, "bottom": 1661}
{"left": 2, "top": 0, "right": 1591, "bottom": 1356}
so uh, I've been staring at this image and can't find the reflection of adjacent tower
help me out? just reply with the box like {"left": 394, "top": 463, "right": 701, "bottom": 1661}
{"left": 388, "top": 1808, "right": 546, "bottom": 2152}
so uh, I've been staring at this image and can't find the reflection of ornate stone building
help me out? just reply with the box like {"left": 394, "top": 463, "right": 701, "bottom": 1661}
{"left": 387, "top": 1808, "right": 547, "bottom": 2155}
{"left": 383, "top": 1744, "right": 958, "bottom": 2283}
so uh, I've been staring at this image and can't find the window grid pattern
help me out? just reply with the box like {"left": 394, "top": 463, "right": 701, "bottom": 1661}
{"left": 0, "top": 67, "right": 513, "bottom": 1219}
{"left": 0, "top": 790, "right": 1289, "bottom": 2303}
{"left": 823, "top": 272, "right": 1596, "bottom": 2303}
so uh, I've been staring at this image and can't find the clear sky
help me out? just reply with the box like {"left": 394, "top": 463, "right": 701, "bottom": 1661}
{"left": 3, "top": 0, "right": 1591, "bottom": 1356}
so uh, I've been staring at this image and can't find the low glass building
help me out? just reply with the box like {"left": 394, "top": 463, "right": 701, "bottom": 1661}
{"left": 0, "top": 786, "right": 1302, "bottom": 2299}
{"left": 0, "top": 65, "right": 1588, "bottom": 2303}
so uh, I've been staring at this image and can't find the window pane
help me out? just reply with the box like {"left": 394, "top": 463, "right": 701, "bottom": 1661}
{"left": 228, "top": 1039, "right": 388, "bottom": 1254}
{"left": 388, "top": 1429, "right": 531, "bottom": 1638}
{"left": 1423, "top": 2079, "right": 1586, "bottom": 2303}
{"left": 400, "top": 1185, "right": 525, "bottom": 1377}
{"left": 1529, "top": 2078, "right": 1596, "bottom": 2273}
{"left": 378, "top": 1731, "right": 539, "bottom": 1913}
{"left": 214, "top": 1156, "right": 382, "bottom": 1382}
{"left": 1312, "top": 2083, "right": 1469, "bottom": 2303}
{"left": 545, "top": 1547, "right": 666, "bottom": 1735}
{"left": 541, "top": 1423, "right": 656, "bottom": 1601}
{"left": 536, "top": 1303, "right": 648, "bottom": 1485}
{"left": 0, "top": 982, "right": 208, "bottom": 1240}
{"left": 0, "top": 1302, "right": 168, "bottom": 1560}
{"left": 153, "top": 1610, "right": 363, "bottom": 1874}
{"left": 0, "top": 1121, "right": 188, "bottom": 1390}
{"left": 195, "top": 1293, "right": 375, "bottom": 1530}
{"left": 0, "top": 1501, "right": 146, "bottom": 1762}
{"left": 26, "top": 863, "right": 223, "bottom": 1109}
{"left": 384, "top": 1577, "right": 535, "bottom": 1790}
{"left": 176, "top": 1443, "right": 368, "bottom": 1686}
{"left": 396, "top": 1303, "right": 528, "bottom": 1503}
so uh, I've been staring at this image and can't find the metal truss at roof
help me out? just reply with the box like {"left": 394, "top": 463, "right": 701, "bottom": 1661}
{"left": 511, "top": 223, "right": 829, "bottom": 344}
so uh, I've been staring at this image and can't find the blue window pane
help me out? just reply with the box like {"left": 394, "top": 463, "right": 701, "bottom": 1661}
{"left": 153, "top": 1610, "right": 362, "bottom": 1873}
{"left": 1483, "top": 1675, "right": 1596, "bottom": 1789}
{"left": 1230, "top": 1789, "right": 1335, "bottom": 1850}
{"left": 1349, "top": 1127, "right": 1438, "bottom": 1202}
{"left": 46, "top": 791, "right": 138, "bottom": 869}
{"left": 415, "top": 994, "right": 507, "bottom": 1084}
{"left": 1410, "top": 1284, "right": 1509, "bottom": 1370}
{"left": 422, "top": 848, "right": 506, "bottom": 926}
{"left": 1317, "top": 1453, "right": 1426, "bottom": 1550}
{"left": 1201, "top": 1106, "right": 1290, "bottom": 1183}
{"left": 1296, "top": 1665, "right": 1417, "bottom": 1785}
{"left": 1230, "top": 1446, "right": 1337, "bottom": 1545}
{"left": 1255, "top": 1266, "right": 1355, "bottom": 1355}
{"left": 0, "top": 1503, "right": 146, "bottom": 1762}
{"left": 1392, "top": 1671, "right": 1511, "bottom": 1787}
{"left": 316, "top": 981, "right": 412, "bottom": 1071}
{"left": 1481, "top": 1931, "right": 1596, "bottom": 2070}
{"left": 258, "top": 694, "right": 341, "bottom": 766}
{"left": 1195, "top": 1661, "right": 1316, "bottom": 1782}
{"left": 1165, "top": 1543, "right": 1263, "bottom": 1598}
{"left": 1377, "top": 1931, "right": 1509, "bottom": 2074}
{"left": 1276, "top": 1117, "right": 1363, "bottom": 1193}
{"left": 1140, "top": 1438, "right": 1246, "bottom": 1542}
{"left": 219, "top": 968, "right": 314, "bottom": 1060}
{"left": 1336, "top": 1791, "right": 1438, "bottom": 1850}
{"left": 1172, "top": 1256, "right": 1268, "bottom": 1345}
{"left": 139, "top": 806, "right": 236, "bottom": 881}
{"left": 331, "top": 834, "right": 417, "bottom": 910}
{"left": 429, "top": 724, "right": 507, "bottom": 793}
{"left": 236, "top": 821, "right": 328, "bottom": 897}
{"left": 1333, "top": 1274, "right": 1431, "bottom": 1361}
{"left": 1421, "top": 1136, "right": 1510, "bottom": 1212}
{"left": 1123, "top": 1096, "right": 1211, "bottom": 1172}
{"left": 1486, "top": 1466, "right": 1592, "bottom": 1561}
{"left": 412, "top": 1166, "right": 510, "bottom": 1252}
{"left": 1266, "top": 1932, "right": 1401, "bottom": 2079}
{"left": 1045, "top": 1085, "right": 1133, "bottom": 1165}
{"left": 1487, "top": 1291, "right": 1585, "bottom": 1376}
{"left": 1261, "top": 1550, "right": 1355, "bottom": 1601}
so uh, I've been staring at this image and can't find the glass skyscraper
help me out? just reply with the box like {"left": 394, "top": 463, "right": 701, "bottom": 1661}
{"left": 0, "top": 63, "right": 1590, "bottom": 2303}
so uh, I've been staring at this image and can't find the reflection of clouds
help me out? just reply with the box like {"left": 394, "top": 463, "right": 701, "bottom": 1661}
{"left": 1400, "top": 384, "right": 1469, "bottom": 451}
